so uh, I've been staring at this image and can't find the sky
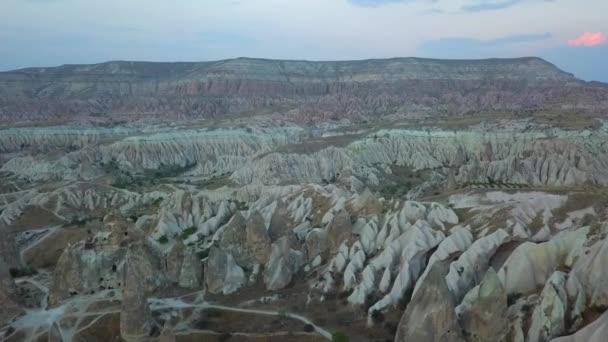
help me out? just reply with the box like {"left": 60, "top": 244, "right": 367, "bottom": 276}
{"left": 1, "top": 0, "right": 607, "bottom": 82}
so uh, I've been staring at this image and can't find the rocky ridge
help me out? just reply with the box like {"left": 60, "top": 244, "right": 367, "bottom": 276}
{"left": 2, "top": 57, "right": 607, "bottom": 122}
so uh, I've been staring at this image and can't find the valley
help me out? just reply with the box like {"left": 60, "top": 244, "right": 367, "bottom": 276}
{"left": 1, "top": 57, "right": 608, "bottom": 342}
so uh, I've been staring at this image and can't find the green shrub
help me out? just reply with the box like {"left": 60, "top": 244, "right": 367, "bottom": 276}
{"left": 69, "top": 217, "right": 89, "bottom": 227}
{"left": 370, "top": 310, "right": 385, "bottom": 324}
{"left": 180, "top": 226, "right": 198, "bottom": 240}
{"left": 157, "top": 235, "right": 169, "bottom": 244}
{"left": 9, "top": 266, "right": 38, "bottom": 278}
{"left": 196, "top": 249, "right": 209, "bottom": 260}
{"left": 332, "top": 331, "right": 350, "bottom": 342}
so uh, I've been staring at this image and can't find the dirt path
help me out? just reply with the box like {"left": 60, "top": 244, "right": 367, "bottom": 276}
{"left": 204, "top": 303, "right": 332, "bottom": 340}
{"left": 7, "top": 288, "right": 333, "bottom": 341}
{"left": 19, "top": 225, "right": 62, "bottom": 258}
{"left": 150, "top": 294, "right": 333, "bottom": 340}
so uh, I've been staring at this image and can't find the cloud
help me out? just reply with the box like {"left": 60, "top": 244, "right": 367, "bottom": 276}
{"left": 348, "top": 0, "right": 555, "bottom": 12}
{"left": 461, "top": 0, "right": 557, "bottom": 12}
{"left": 423, "top": 8, "right": 445, "bottom": 14}
{"left": 418, "top": 33, "right": 552, "bottom": 59}
{"left": 568, "top": 32, "right": 607, "bottom": 47}
{"left": 348, "top": 0, "right": 412, "bottom": 7}
{"left": 490, "top": 33, "right": 553, "bottom": 44}
{"left": 462, "top": 0, "right": 521, "bottom": 12}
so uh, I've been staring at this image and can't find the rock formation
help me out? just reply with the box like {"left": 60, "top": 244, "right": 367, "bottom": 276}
{"left": 0, "top": 258, "right": 23, "bottom": 326}
{"left": 245, "top": 211, "right": 272, "bottom": 265}
{"left": 327, "top": 209, "right": 352, "bottom": 254}
{"left": 394, "top": 262, "right": 464, "bottom": 342}
{"left": 498, "top": 229, "right": 587, "bottom": 296}
{"left": 0, "top": 223, "right": 21, "bottom": 270}
{"left": 48, "top": 210, "right": 166, "bottom": 306}
{"left": 304, "top": 228, "right": 329, "bottom": 262}
{"left": 120, "top": 249, "right": 154, "bottom": 342}
{"left": 457, "top": 269, "right": 508, "bottom": 342}
{"left": 205, "top": 247, "right": 245, "bottom": 295}
{"left": 267, "top": 200, "right": 292, "bottom": 241}
{"left": 569, "top": 227, "right": 608, "bottom": 308}
{"left": 219, "top": 212, "right": 250, "bottom": 265}
{"left": 552, "top": 310, "right": 608, "bottom": 342}
{"left": 164, "top": 240, "right": 202, "bottom": 289}
{"left": 527, "top": 271, "right": 569, "bottom": 342}
{"left": 164, "top": 240, "right": 186, "bottom": 282}
{"left": 263, "top": 236, "right": 305, "bottom": 290}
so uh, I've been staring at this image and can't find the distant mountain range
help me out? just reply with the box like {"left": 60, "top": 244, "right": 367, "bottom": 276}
{"left": 1, "top": 57, "right": 606, "bottom": 122}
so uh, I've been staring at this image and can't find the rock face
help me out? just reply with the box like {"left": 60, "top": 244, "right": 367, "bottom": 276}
{"left": 178, "top": 249, "right": 203, "bottom": 288}
{"left": 49, "top": 211, "right": 166, "bottom": 306}
{"left": 395, "top": 262, "right": 464, "bottom": 342}
{"left": 164, "top": 241, "right": 202, "bottom": 289}
{"left": 528, "top": 271, "right": 569, "bottom": 342}
{"left": 263, "top": 236, "right": 305, "bottom": 290}
{"left": 164, "top": 240, "right": 186, "bottom": 281}
{"left": 205, "top": 247, "right": 245, "bottom": 295}
{"left": 219, "top": 212, "right": 250, "bottom": 265}
{"left": 366, "top": 220, "right": 445, "bottom": 311}
{"left": 268, "top": 200, "right": 292, "bottom": 241}
{"left": 0, "top": 223, "right": 21, "bottom": 270}
{"left": 327, "top": 209, "right": 352, "bottom": 254}
{"left": 120, "top": 249, "right": 153, "bottom": 342}
{"left": 570, "top": 231, "right": 608, "bottom": 308}
{"left": 3, "top": 57, "right": 607, "bottom": 123}
{"left": 446, "top": 228, "right": 510, "bottom": 303}
{"left": 245, "top": 211, "right": 272, "bottom": 265}
{"left": 498, "top": 229, "right": 586, "bottom": 296}
{"left": 304, "top": 228, "right": 329, "bottom": 261}
{"left": 0, "top": 259, "right": 23, "bottom": 326}
{"left": 457, "top": 269, "right": 508, "bottom": 342}
{"left": 551, "top": 310, "right": 608, "bottom": 342}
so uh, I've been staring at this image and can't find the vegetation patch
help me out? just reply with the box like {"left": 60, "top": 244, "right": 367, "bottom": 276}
{"left": 196, "top": 249, "right": 210, "bottom": 260}
{"left": 102, "top": 159, "right": 196, "bottom": 190}
{"left": 189, "top": 174, "right": 233, "bottom": 189}
{"left": 332, "top": 331, "right": 350, "bottom": 342}
{"left": 9, "top": 266, "right": 38, "bottom": 278}
{"left": 180, "top": 226, "right": 198, "bottom": 240}
{"left": 374, "top": 164, "right": 429, "bottom": 199}
{"left": 157, "top": 235, "right": 169, "bottom": 244}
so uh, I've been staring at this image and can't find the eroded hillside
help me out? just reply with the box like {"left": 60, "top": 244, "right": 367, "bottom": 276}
{"left": 1, "top": 57, "right": 608, "bottom": 342}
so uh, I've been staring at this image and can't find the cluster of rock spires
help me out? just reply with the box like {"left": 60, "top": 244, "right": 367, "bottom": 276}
{"left": 3, "top": 122, "right": 608, "bottom": 191}
{"left": 2, "top": 56, "right": 608, "bottom": 341}
{"left": 43, "top": 210, "right": 202, "bottom": 341}
{"left": 2, "top": 119, "right": 608, "bottom": 340}
{"left": 3, "top": 151, "right": 608, "bottom": 341}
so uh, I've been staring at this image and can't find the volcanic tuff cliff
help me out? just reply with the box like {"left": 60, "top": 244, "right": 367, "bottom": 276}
{"left": 2, "top": 57, "right": 607, "bottom": 122}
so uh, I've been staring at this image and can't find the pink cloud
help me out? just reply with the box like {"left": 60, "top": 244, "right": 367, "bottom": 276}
{"left": 568, "top": 32, "right": 608, "bottom": 47}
